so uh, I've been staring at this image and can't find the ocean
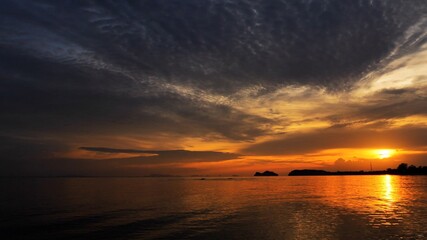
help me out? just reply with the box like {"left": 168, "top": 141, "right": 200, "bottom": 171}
{"left": 1, "top": 175, "right": 426, "bottom": 239}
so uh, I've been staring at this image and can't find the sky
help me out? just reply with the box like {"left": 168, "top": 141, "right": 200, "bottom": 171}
{"left": 1, "top": 0, "right": 427, "bottom": 176}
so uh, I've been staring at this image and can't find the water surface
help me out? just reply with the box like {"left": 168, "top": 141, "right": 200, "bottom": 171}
{"left": 1, "top": 176, "right": 426, "bottom": 239}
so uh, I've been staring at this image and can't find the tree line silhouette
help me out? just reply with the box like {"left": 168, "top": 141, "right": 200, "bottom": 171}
{"left": 388, "top": 163, "right": 427, "bottom": 175}
{"left": 289, "top": 163, "right": 427, "bottom": 176}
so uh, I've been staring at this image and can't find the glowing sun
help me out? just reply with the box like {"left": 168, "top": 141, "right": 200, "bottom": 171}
{"left": 376, "top": 149, "right": 395, "bottom": 159}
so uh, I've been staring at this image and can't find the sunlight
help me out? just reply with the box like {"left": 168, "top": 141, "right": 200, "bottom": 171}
{"left": 384, "top": 175, "right": 393, "bottom": 202}
{"left": 376, "top": 149, "right": 395, "bottom": 159}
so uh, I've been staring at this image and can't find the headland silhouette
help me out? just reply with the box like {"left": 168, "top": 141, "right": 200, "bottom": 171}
{"left": 254, "top": 171, "right": 279, "bottom": 176}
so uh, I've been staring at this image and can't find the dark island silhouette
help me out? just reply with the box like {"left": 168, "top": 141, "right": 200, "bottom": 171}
{"left": 254, "top": 171, "right": 278, "bottom": 176}
{"left": 289, "top": 163, "right": 427, "bottom": 176}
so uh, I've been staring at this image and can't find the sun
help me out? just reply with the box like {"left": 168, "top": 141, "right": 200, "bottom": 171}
{"left": 376, "top": 149, "right": 395, "bottom": 159}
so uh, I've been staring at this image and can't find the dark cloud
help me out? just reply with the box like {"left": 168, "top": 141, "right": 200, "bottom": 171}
{"left": 1, "top": 0, "right": 427, "bottom": 175}
{"left": 0, "top": 136, "right": 69, "bottom": 159}
{"left": 242, "top": 126, "right": 427, "bottom": 155}
{"left": 0, "top": 74, "right": 273, "bottom": 140}
{"left": 80, "top": 147, "right": 169, "bottom": 154}
{"left": 1, "top": 1, "right": 424, "bottom": 137}
{"left": 357, "top": 98, "right": 427, "bottom": 121}
{"left": 0, "top": 143, "right": 241, "bottom": 176}
{"left": 80, "top": 146, "right": 241, "bottom": 163}
{"left": 1, "top": 0, "right": 426, "bottom": 91}
{"left": 379, "top": 88, "right": 416, "bottom": 95}
{"left": 1, "top": 0, "right": 425, "bottom": 138}
{"left": 326, "top": 91, "right": 427, "bottom": 125}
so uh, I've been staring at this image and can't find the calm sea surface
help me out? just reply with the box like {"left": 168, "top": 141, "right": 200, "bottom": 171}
{"left": 1, "top": 176, "right": 426, "bottom": 240}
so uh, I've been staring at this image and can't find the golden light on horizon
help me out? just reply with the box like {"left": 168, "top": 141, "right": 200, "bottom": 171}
{"left": 376, "top": 149, "right": 395, "bottom": 159}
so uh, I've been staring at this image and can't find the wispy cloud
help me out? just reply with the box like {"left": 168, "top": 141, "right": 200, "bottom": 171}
{"left": 1, "top": 0, "right": 426, "bottom": 175}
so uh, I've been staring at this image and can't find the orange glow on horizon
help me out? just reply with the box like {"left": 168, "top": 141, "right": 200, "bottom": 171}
{"left": 375, "top": 149, "right": 395, "bottom": 159}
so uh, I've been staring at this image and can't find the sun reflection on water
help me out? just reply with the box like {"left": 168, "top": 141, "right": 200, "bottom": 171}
{"left": 384, "top": 175, "right": 394, "bottom": 202}
{"left": 383, "top": 175, "right": 393, "bottom": 202}
{"left": 368, "top": 175, "right": 408, "bottom": 229}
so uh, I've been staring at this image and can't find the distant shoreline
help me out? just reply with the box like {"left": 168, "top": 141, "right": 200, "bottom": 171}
{"left": 289, "top": 163, "right": 427, "bottom": 176}
{"left": 288, "top": 170, "right": 427, "bottom": 176}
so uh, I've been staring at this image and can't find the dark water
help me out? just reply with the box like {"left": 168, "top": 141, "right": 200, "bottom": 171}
{"left": 1, "top": 176, "right": 426, "bottom": 240}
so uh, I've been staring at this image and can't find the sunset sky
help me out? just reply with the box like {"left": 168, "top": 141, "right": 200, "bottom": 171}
{"left": 1, "top": 0, "right": 427, "bottom": 176}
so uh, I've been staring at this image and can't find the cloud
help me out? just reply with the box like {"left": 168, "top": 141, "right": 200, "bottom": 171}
{"left": 79, "top": 146, "right": 241, "bottom": 163}
{"left": 1, "top": 0, "right": 426, "bottom": 141}
{"left": 1, "top": 1, "right": 427, "bottom": 175}
{"left": 2, "top": 0, "right": 426, "bottom": 91}
{"left": 378, "top": 88, "right": 416, "bottom": 95}
{"left": 0, "top": 136, "right": 70, "bottom": 159}
{"left": 332, "top": 158, "right": 391, "bottom": 172}
{"left": 0, "top": 141, "right": 241, "bottom": 176}
{"left": 242, "top": 126, "right": 427, "bottom": 155}
{"left": 328, "top": 87, "right": 427, "bottom": 124}
{"left": 0, "top": 79, "right": 273, "bottom": 141}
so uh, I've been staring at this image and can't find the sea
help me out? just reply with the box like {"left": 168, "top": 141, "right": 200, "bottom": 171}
{"left": 1, "top": 175, "right": 426, "bottom": 240}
